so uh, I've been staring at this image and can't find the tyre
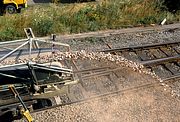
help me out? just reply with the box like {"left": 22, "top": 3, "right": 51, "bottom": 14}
{"left": 5, "top": 5, "right": 17, "bottom": 14}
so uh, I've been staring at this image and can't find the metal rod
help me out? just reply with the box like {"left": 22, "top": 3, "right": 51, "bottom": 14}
{"left": 81, "top": 67, "right": 121, "bottom": 79}
{"left": 0, "top": 41, "right": 29, "bottom": 62}
{"left": 36, "top": 39, "right": 70, "bottom": 51}
{"left": 32, "top": 65, "right": 73, "bottom": 74}
{"left": 33, "top": 40, "right": 39, "bottom": 49}
{"left": 27, "top": 62, "right": 38, "bottom": 84}
{"left": 29, "top": 38, "right": 32, "bottom": 59}
{"left": 8, "top": 85, "right": 34, "bottom": 122}
{"left": 73, "top": 67, "right": 110, "bottom": 73}
{"left": 8, "top": 85, "right": 28, "bottom": 111}
{"left": 0, "top": 39, "right": 27, "bottom": 45}
{"left": 0, "top": 72, "right": 28, "bottom": 81}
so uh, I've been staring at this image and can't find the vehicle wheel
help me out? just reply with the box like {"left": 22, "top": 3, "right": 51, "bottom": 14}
{"left": 5, "top": 5, "right": 17, "bottom": 14}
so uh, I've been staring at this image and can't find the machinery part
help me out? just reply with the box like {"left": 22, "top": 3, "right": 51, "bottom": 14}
{"left": 0, "top": 28, "right": 76, "bottom": 121}
{"left": 9, "top": 85, "right": 34, "bottom": 122}
{"left": 24, "top": 28, "right": 35, "bottom": 39}
{"left": 5, "top": 5, "right": 17, "bottom": 14}
{"left": 17, "top": 8, "right": 21, "bottom": 13}
{"left": 2, "top": 0, "right": 27, "bottom": 15}
{"left": 0, "top": 62, "right": 72, "bottom": 85}
{"left": 0, "top": 111, "right": 14, "bottom": 122}
{"left": 0, "top": 28, "right": 70, "bottom": 63}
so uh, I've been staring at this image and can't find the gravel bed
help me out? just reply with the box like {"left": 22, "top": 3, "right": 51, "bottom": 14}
{"left": 31, "top": 86, "right": 180, "bottom": 122}
{"left": 15, "top": 26, "right": 180, "bottom": 122}
{"left": 59, "top": 29, "right": 180, "bottom": 51}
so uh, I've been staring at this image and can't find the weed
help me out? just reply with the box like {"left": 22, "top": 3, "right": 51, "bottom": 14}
{"left": 32, "top": 18, "right": 54, "bottom": 36}
{"left": 0, "top": 0, "right": 179, "bottom": 40}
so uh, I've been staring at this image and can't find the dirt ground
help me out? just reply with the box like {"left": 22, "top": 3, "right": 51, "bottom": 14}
{"left": 15, "top": 24, "right": 180, "bottom": 122}
{"left": 30, "top": 59, "right": 180, "bottom": 122}
{"left": 31, "top": 75, "right": 180, "bottom": 122}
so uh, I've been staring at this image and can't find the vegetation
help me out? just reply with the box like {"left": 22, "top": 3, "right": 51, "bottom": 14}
{"left": 0, "top": 0, "right": 179, "bottom": 41}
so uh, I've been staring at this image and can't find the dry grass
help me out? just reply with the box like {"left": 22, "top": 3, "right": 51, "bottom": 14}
{"left": 0, "top": 0, "right": 179, "bottom": 41}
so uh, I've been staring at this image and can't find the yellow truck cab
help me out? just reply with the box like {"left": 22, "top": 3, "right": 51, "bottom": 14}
{"left": 0, "top": 0, "right": 27, "bottom": 14}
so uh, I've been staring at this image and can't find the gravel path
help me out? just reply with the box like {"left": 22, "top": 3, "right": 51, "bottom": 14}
{"left": 16, "top": 24, "right": 180, "bottom": 122}
{"left": 27, "top": 0, "right": 51, "bottom": 5}
{"left": 33, "top": 86, "right": 179, "bottom": 122}
{"left": 58, "top": 26, "right": 180, "bottom": 51}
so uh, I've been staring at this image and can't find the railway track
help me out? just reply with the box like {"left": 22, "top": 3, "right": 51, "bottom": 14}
{"left": 102, "top": 41, "right": 180, "bottom": 96}
{"left": 2, "top": 37, "right": 180, "bottom": 122}
{"left": 31, "top": 41, "right": 180, "bottom": 113}
{"left": 1, "top": 42, "right": 180, "bottom": 119}
{"left": 1, "top": 27, "right": 180, "bottom": 122}
{"left": 1, "top": 49, "right": 157, "bottom": 117}
{"left": 1, "top": 39, "right": 180, "bottom": 120}
{"left": 32, "top": 59, "right": 158, "bottom": 113}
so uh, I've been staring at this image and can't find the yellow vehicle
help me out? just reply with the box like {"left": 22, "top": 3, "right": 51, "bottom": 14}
{"left": 0, "top": 0, "right": 27, "bottom": 14}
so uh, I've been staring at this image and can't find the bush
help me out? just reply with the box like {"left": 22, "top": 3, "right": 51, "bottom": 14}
{"left": 0, "top": 0, "right": 179, "bottom": 40}
{"left": 0, "top": 27, "right": 21, "bottom": 41}
{"left": 32, "top": 18, "right": 54, "bottom": 36}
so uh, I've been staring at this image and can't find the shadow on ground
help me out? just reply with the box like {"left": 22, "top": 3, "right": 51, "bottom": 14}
{"left": 164, "top": 0, "right": 180, "bottom": 12}
{"left": 32, "top": 0, "right": 51, "bottom": 3}
{"left": 32, "top": 0, "right": 95, "bottom": 3}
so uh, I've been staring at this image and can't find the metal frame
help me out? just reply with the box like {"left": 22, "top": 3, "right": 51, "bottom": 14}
{"left": 0, "top": 28, "right": 70, "bottom": 63}
{"left": 0, "top": 28, "right": 78, "bottom": 122}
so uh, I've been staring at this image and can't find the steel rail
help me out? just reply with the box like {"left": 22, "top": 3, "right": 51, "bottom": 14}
{"left": 102, "top": 41, "right": 180, "bottom": 82}
{"left": 140, "top": 55, "right": 180, "bottom": 66}
{"left": 162, "top": 73, "right": 180, "bottom": 81}
{"left": 80, "top": 67, "right": 122, "bottom": 79}
{"left": 0, "top": 65, "right": 162, "bottom": 114}
{"left": 101, "top": 41, "right": 180, "bottom": 53}
{"left": 73, "top": 67, "right": 110, "bottom": 73}
{"left": 32, "top": 80, "right": 165, "bottom": 114}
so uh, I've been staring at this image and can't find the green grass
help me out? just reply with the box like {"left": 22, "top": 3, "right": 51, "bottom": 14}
{"left": 0, "top": 0, "right": 179, "bottom": 41}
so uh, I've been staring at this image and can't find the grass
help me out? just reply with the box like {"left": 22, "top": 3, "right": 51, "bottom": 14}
{"left": 0, "top": 0, "right": 179, "bottom": 41}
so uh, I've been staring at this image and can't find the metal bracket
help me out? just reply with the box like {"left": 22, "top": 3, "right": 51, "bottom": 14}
{"left": 24, "top": 28, "right": 39, "bottom": 50}
{"left": 24, "top": 28, "right": 35, "bottom": 39}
